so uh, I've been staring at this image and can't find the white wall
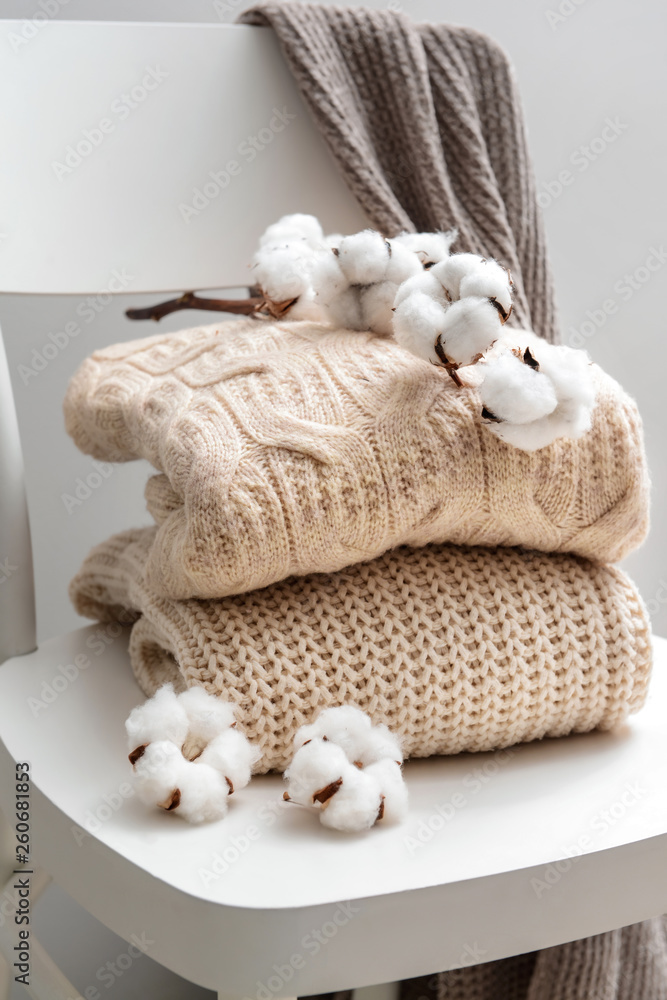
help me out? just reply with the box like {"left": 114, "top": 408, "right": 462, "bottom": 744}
{"left": 1, "top": 1, "right": 665, "bottom": 997}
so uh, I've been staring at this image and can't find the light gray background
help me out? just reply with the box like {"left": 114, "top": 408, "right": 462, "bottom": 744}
{"left": 1, "top": 1, "right": 665, "bottom": 997}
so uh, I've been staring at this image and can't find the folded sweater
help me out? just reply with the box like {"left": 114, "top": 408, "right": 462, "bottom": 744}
{"left": 64, "top": 318, "right": 650, "bottom": 600}
{"left": 70, "top": 527, "right": 652, "bottom": 774}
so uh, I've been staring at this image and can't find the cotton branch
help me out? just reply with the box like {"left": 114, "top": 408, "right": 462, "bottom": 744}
{"left": 125, "top": 289, "right": 297, "bottom": 323}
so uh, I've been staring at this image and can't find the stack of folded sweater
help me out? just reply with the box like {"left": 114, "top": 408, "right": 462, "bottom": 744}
{"left": 66, "top": 314, "right": 652, "bottom": 773}
{"left": 66, "top": 0, "right": 653, "bottom": 777}
{"left": 64, "top": 3, "right": 661, "bottom": 992}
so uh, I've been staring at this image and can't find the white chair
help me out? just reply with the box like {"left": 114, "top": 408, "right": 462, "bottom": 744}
{"left": 1, "top": 17, "right": 667, "bottom": 1000}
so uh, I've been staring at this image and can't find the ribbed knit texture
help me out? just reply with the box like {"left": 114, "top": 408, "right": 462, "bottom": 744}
{"left": 69, "top": 526, "right": 652, "bottom": 774}
{"left": 239, "top": 3, "right": 558, "bottom": 344}
{"left": 63, "top": 318, "right": 650, "bottom": 601}
{"left": 397, "top": 918, "right": 667, "bottom": 999}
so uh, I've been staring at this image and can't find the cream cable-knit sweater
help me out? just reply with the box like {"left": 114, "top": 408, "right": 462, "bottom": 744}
{"left": 64, "top": 318, "right": 650, "bottom": 601}
{"left": 70, "top": 527, "right": 652, "bottom": 774}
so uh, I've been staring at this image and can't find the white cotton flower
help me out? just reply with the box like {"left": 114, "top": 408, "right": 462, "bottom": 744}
{"left": 259, "top": 213, "right": 324, "bottom": 248}
{"left": 178, "top": 687, "right": 237, "bottom": 750}
{"left": 356, "top": 724, "right": 404, "bottom": 766}
{"left": 125, "top": 683, "right": 189, "bottom": 752}
{"left": 252, "top": 244, "right": 314, "bottom": 302}
{"left": 335, "top": 230, "right": 392, "bottom": 285}
{"left": 132, "top": 740, "right": 231, "bottom": 823}
{"left": 437, "top": 296, "right": 503, "bottom": 366}
{"left": 132, "top": 739, "right": 231, "bottom": 823}
{"left": 324, "top": 286, "right": 365, "bottom": 331}
{"left": 392, "top": 273, "right": 450, "bottom": 364}
{"left": 284, "top": 738, "right": 349, "bottom": 806}
{"left": 392, "top": 251, "right": 510, "bottom": 371}
{"left": 319, "top": 766, "right": 384, "bottom": 833}
{"left": 171, "top": 762, "right": 231, "bottom": 823}
{"left": 295, "top": 705, "right": 372, "bottom": 760}
{"left": 394, "top": 230, "right": 457, "bottom": 267}
{"left": 308, "top": 230, "right": 426, "bottom": 334}
{"left": 359, "top": 281, "right": 398, "bottom": 335}
{"left": 252, "top": 214, "right": 330, "bottom": 319}
{"left": 285, "top": 707, "right": 408, "bottom": 832}
{"left": 131, "top": 740, "right": 185, "bottom": 809}
{"left": 480, "top": 350, "right": 558, "bottom": 424}
{"left": 364, "top": 759, "right": 409, "bottom": 823}
{"left": 198, "top": 728, "right": 261, "bottom": 793}
{"left": 481, "top": 341, "right": 597, "bottom": 451}
{"left": 125, "top": 687, "right": 259, "bottom": 823}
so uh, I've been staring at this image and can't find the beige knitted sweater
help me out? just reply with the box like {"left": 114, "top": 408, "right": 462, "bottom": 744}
{"left": 63, "top": 318, "right": 650, "bottom": 601}
{"left": 70, "top": 526, "right": 652, "bottom": 774}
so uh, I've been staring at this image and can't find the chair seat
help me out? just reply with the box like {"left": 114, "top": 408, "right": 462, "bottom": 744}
{"left": 0, "top": 627, "right": 666, "bottom": 995}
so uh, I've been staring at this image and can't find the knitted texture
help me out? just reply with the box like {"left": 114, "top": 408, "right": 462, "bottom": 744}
{"left": 63, "top": 318, "right": 649, "bottom": 600}
{"left": 239, "top": 3, "right": 558, "bottom": 344}
{"left": 410, "top": 918, "right": 667, "bottom": 999}
{"left": 69, "top": 527, "right": 652, "bottom": 775}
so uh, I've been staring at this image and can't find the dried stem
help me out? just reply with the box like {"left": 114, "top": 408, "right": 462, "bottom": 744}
{"left": 125, "top": 291, "right": 265, "bottom": 323}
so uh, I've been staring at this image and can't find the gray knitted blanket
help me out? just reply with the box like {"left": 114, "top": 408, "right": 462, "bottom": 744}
{"left": 239, "top": 1, "right": 558, "bottom": 343}
{"left": 238, "top": 4, "right": 666, "bottom": 997}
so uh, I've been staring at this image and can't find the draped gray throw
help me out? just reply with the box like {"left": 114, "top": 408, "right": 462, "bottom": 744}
{"left": 238, "top": 4, "right": 667, "bottom": 997}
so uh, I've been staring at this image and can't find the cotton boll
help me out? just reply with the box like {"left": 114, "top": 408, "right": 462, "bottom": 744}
{"left": 252, "top": 244, "right": 313, "bottom": 302}
{"left": 394, "top": 230, "right": 457, "bottom": 266}
{"left": 364, "top": 759, "right": 408, "bottom": 823}
{"left": 319, "top": 766, "right": 383, "bottom": 833}
{"left": 459, "top": 258, "right": 512, "bottom": 320}
{"left": 357, "top": 724, "right": 404, "bottom": 766}
{"left": 484, "top": 343, "right": 596, "bottom": 451}
{"left": 284, "top": 738, "right": 349, "bottom": 806}
{"left": 259, "top": 213, "right": 324, "bottom": 248}
{"left": 125, "top": 684, "right": 189, "bottom": 752}
{"left": 131, "top": 740, "right": 231, "bottom": 823}
{"left": 480, "top": 351, "right": 558, "bottom": 424}
{"left": 393, "top": 269, "right": 444, "bottom": 308}
{"left": 491, "top": 327, "right": 544, "bottom": 358}
{"left": 432, "top": 253, "right": 486, "bottom": 299}
{"left": 296, "top": 705, "right": 372, "bottom": 760}
{"left": 311, "top": 249, "right": 348, "bottom": 302}
{"left": 131, "top": 740, "right": 187, "bottom": 809}
{"left": 393, "top": 291, "right": 448, "bottom": 365}
{"left": 438, "top": 296, "right": 502, "bottom": 366}
{"left": 178, "top": 688, "right": 237, "bottom": 761}
{"left": 384, "top": 241, "right": 424, "bottom": 285}
{"left": 174, "top": 763, "right": 231, "bottom": 823}
{"left": 357, "top": 244, "right": 424, "bottom": 334}
{"left": 336, "top": 230, "right": 391, "bottom": 285}
{"left": 286, "top": 287, "right": 330, "bottom": 323}
{"left": 325, "top": 287, "right": 365, "bottom": 331}
{"left": 199, "top": 728, "right": 261, "bottom": 792}
{"left": 359, "top": 282, "right": 396, "bottom": 335}
{"left": 533, "top": 345, "right": 596, "bottom": 427}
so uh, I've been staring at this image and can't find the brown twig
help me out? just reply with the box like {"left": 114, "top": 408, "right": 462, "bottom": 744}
{"left": 125, "top": 291, "right": 265, "bottom": 323}
{"left": 125, "top": 289, "right": 298, "bottom": 323}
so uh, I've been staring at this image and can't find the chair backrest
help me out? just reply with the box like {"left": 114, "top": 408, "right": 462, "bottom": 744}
{"left": 0, "top": 18, "right": 366, "bottom": 662}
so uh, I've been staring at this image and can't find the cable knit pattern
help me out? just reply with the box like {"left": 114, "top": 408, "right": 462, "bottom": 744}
{"left": 239, "top": 3, "right": 558, "bottom": 343}
{"left": 63, "top": 318, "right": 650, "bottom": 600}
{"left": 69, "top": 527, "right": 652, "bottom": 774}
